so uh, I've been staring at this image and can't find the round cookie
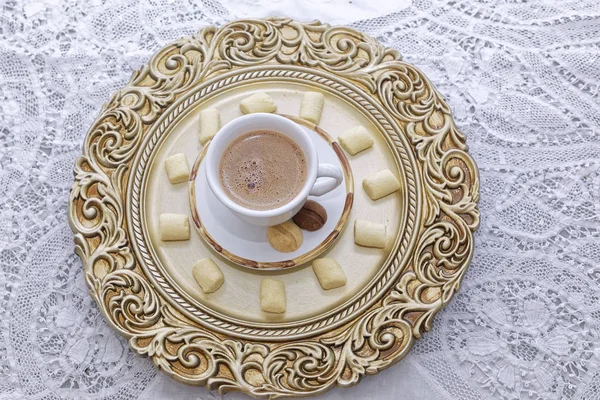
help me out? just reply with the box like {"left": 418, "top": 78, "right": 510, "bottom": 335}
{"left": 293, "top": 200, "right": 327, "bottom": 231}
{"left": 267, "top": 220, "right": 303, "bottom": 252}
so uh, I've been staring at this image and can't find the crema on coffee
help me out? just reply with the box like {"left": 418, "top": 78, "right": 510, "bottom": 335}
{"left": 218, "top": 130, "right": 307, "bottom": 211}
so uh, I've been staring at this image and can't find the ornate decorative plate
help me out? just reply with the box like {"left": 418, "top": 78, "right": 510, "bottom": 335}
{"left": 68, "top": 18, "right": 480, "bottom": 398}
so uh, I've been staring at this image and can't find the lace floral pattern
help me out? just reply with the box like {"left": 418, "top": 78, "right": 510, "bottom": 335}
{"left": 445, "top": 275, "right": 597, "bottom": 399}
{"left": 2, "top": 0, "right": 600, "bottom": 398}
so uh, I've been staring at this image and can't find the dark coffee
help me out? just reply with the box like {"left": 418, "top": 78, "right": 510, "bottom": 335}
{"left": 219, "top": 130, "right": 307, "bottom": 211}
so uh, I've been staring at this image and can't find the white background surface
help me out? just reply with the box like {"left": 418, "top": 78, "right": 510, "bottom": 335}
{"left": 2, "top": 0, "right": 600, "bottom": 399}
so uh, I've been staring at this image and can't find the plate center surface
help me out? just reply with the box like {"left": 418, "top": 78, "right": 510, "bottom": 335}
{"left": 143, "top": 81, "right": 404, "bottom": 323}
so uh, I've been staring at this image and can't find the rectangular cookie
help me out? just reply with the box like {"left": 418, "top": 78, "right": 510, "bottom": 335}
{"left": 338, "top": 126, "right": 374, "bottom": 155}
{"left": 192, "top": 258, "right": 224, "bottom": 294}
{"left": 199, "top": 108, "right": 221, "bottom": 145}
{"left": 260, "top": 278, "right": 286, "bottom": 313}
{"left": 312, "top": 258, "right": 347, "bottom": 290}
{"left": 164, "top": 153, "right": 190, "bottom": 184}
{"left": 354, "top": 219, "right": 386, "bottom": 248}
{"left": 159, "top": 213, "right": 190, "bottom": 241}
{"left": 362, "top": 169, "right": 401, "bottom": 200}
{"left": 300, "top": 92, "right": 324, "bottom": 124}
{"left": 240, "top": 92, "right": 277, "bottom": 114}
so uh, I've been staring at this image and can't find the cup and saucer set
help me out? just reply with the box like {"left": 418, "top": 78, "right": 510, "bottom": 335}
{"left": 190, "top": 113, "right": 354, "bottom": 270}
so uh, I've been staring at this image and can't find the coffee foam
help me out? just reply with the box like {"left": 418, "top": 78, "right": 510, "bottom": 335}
{"left": 219, "top": 130, "right": 307, "bottom": 211}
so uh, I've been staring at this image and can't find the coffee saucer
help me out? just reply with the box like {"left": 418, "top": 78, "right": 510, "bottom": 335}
{"left": 188, "top": 115, "right": 353, "bottom": 270}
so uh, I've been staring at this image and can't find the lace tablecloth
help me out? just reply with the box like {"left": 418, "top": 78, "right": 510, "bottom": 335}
{"left": 2, "top": 0, "right": 600, "bottom": 399}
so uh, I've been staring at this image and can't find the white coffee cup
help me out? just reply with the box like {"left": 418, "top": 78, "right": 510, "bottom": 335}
{"left": 205, "top": 113, "right": 343, "bottom": 226}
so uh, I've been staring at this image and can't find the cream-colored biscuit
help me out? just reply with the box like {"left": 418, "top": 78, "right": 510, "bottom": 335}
{"left": 267, "top": 220, "right": 303, "bottom": 253}
{"left": 354, "top": 219, "right": 386, "bottom": 248}
{"left": 338, "top": 126, "right": 374, "bottom": 155}
{"left": 312, "top": 258, "right": 347, "bottom": 290}
{"left": 164, "top": 153, "right": 190, "bottom": 184}
{"left": 299, "top": 92, "right": 324, "bottom": 124}
{"left": 159, "top": 213, "right": 190, "bottom": 241}
{"left": 362, "top": 169, "right": 401, "bottom": 200}
{"left": 260, "top": 278, "right": 286, "bottom": 313}
{"left": 199, "top": 108, "right": 221, "bottom": 145}
{"left": 192, "top": 258, "right": 224, "bottom": 294}
{"left": 240, "top": 92, "right": 277, "bottom": 114}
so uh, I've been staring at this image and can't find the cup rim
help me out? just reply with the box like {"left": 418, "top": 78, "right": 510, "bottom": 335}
{"left": 205, "top": 113, "right": 318, "bottom": 219}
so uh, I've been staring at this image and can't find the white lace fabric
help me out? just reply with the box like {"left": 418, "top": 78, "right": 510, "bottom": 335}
{"left": 2, "top": 0, "right": 600, "bottom": 399}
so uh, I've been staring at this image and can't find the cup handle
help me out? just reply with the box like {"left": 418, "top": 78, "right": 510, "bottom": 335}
{"left": 309, "top": 164, "right": 343, "bottom": 196}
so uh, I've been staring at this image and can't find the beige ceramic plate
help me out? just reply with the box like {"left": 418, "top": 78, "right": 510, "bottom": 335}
{"left": 68, "top": 18, "right": 480, "bottom": 398}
